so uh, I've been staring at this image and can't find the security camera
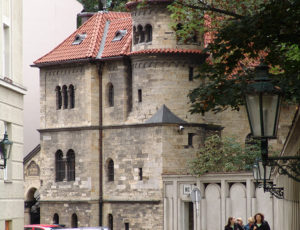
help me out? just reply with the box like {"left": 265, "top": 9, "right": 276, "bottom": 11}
{"left": 178, "top": 125, "right": 184, "bottom": 132}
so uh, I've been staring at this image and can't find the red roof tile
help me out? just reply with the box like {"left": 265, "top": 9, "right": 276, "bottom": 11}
{"left": 129, "top": 48, "right": 203, "bottom": 56}
{"left": 34, "top": 12, "right": 131, "bottom": 65}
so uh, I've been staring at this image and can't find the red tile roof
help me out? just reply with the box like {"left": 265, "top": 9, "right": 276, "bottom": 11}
{"left": 34, "top": 12, "right": 131, "bottom": 65}
{"left": 129, "top": 48, "right": 203, "bottom": 56}
{"left": 34, "top": 10, "right": 204, "bottom": 66}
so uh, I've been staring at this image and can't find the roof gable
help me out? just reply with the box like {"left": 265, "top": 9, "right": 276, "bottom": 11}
{"left": 34, "top": 12, "right": 131, "bottom": 65}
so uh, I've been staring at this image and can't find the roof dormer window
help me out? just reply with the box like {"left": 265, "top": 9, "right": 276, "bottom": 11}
{"left": 72, "top": 33, "right": 87, "bottom": 45}
{"left": 112, "top": 30, "right": 127, "bottom": 42}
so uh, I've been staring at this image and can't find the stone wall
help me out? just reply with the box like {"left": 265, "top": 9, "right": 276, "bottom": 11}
{"left": 40, "top": 201, "right": 99, "bottom": 227}
{"left": 39, "top": 64, "right": 99, "bottom": 129}
{"left": 103, "top": 202, "right": 163, "bottom": 230}
{"left": 39, "top": 129, "right": 100, "bottom": 201}
{"left": 131, "top": 5, "right": 202, "bottom": 52}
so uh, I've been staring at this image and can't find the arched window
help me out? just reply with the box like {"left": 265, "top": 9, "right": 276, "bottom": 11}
{"left": 62, "top": 85, "right": 68, "bottom": 109}
{"left": 133, "top": 26, "right": 139, "bottom": 44}
{"left": 55, "top": 86, "right": 62, "bottom": 110}
{"left": 71, "top": 213, "right": 78, "bottom": 228}
{"left": 67, "top": 149, "right": 75, "bottom": 181}
{"left": 108, "top": 83, "right": 114, "bottom": 107}
{"left": 137, "top": 25, "right": 144, "bottom": 43}
{"left": 108, "top": 214, "right": 113, "bottom": 230}
{"left": 55, "top": 150, "right": 64, "bottom": 182}
{"left": 69, "top": 85, "right": 75, "bottom": 109}
{"left": 145, "top": 24, "right": 152, "bottom": 42}
{"left": 53, "top": 213, "right": 59, "bottom": 224}
{"left": 108, "top": 159, "right": 114, "bottom": 182}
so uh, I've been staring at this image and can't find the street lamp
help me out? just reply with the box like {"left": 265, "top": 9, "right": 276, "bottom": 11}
{"left": 245, "top": 62, "right": 300, "bottom": 198}
{"left": 0, "top": 131, "right": 13, "bottom": 169}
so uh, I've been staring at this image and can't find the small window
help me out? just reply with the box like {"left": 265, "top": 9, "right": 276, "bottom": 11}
{"left": 72, "top": 33, "right": 87, "bottom": 45}
{"left": 53, "top": 213, "right": 59, "bottom": 224}
{"left": 55, "top": 86, "right": 62, "bottom": 110}
{"left": 138, "top": 25, "right": 145, "bottom": 43}
{"left": 71, "top": 213, "right": 78, "bottom": 228}
{"left": 133, "top": 26, "right": 139, "bottom": 44}
{"left": 62, "top": 85, "right": 68, "bottom": 109}
{"left": 55, "top": 150, "right": 64, "bottom": 182}
{"left": 108, "top": 83, "right": 114, "bottom": 107}
{"left": 188, "top": 133, "right": 194, "bottom": 147}
{"left": 125, "top": 223, "right": 129, "bottom": 230}
{"left": 69, "top": 85, "right": 75, "bottom": 109}
{"left": 139, "top": 168, "right": 143, "bottom": 180}
{"left": 112, "top": 30, "right": 127, "bottom": 41}
{"left": 138, "top": 89, "right": 142, "bottom": 102}
{"left": 189, "top": 67, "right": 194, "bottom": 81}
{"left": 145, "top": 24, "right": 152, "bottom": 42}
{"left": 108, "top": 159, "right": 114, "bottom": 182}
{"left": 67, "top": 150, "right": 75, "bottom": 181}
{"left": 108, "top": 214, "right": 113, "bottom": 230}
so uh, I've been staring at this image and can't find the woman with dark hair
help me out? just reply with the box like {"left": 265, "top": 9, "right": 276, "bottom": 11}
{"left": 251, "top": 213, "right": 271, "bottom": 230}
{"left": 225, "top": 217, "right": 244, "bottom": 230}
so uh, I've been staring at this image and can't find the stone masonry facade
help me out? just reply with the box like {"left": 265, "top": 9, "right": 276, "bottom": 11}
{"left": 30, "top": 1, "right": 296, "bottom": 229}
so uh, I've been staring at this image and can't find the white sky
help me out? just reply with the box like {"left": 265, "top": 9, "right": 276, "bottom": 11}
{"left": 23, "top": 0, "right": 83, "bottom": 155}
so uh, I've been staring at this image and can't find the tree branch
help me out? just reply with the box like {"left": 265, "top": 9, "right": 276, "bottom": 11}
{"left": 176, "top": 0, "right": 244, "bottom": 19}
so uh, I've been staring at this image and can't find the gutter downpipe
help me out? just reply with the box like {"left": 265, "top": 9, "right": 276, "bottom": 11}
{"left": 98, "top": 62, "right": 104, "bottom": 226}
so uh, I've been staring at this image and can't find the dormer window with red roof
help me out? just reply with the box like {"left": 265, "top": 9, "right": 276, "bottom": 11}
{"left": 112, "top": 30, "right": 127, "bottom": 42}
{"left": 72, "top": 33, "right": 87, "bottom": 45}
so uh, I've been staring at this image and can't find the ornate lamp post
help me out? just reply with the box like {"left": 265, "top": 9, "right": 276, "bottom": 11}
{"left": 0, "top": 131, "right": 13, "bottom": 169}
{"left": 245, "top": 62, "right": 300, "bottom": 199}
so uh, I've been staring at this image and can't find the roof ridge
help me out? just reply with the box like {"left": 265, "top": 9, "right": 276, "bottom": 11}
{"left": 87, "top": 13, "right": 104, "bottom": 57}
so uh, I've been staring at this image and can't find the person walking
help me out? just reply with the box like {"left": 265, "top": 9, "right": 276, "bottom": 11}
{"left": 251, "top": 213, "right": 271, "bottom": 230}
{"left": 236, "top": 217, "right": 245, "bottom": 230}
{"left": 225, "top": 217, "right": 244, "bottom": 230}
{"left": 244, "top": 217, "right": 254, "bottom": 230}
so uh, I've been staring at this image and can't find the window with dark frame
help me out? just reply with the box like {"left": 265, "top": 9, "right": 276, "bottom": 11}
{"left": 108, "top": 159, "right": 114, "bottom": 181}
{"left": 71, "top": 213, "right": 78, "bottom": 228}
{"left": 53, "top": 213, "right": 59, "bottom": 224}
{"left": 138, "top": 25, "right": 144, "bottom": 43}
{"left": 125, "top": 223, "right": 129, "bottom": 230}
{"left": 108, "top": 83, "right": 114, "bottom": 107}
{"left": 189, "top": 67, "right": 194, "bottom": 81}
{"left": 55, "top": 86, "right": 62, "bottom": 110}
{"left": 145, "top": 24, "right": 152, "bottom": 42}
{"left": 62, "top": 85, "right": 68, "bottom": 109}
{"left": 69, "top": 84, "right": 75, "bottom": 109}
{"left": 55, "top": 150, "right": 64, "bottom": 182}
{"left": 67, "top": 149, "right": 75, "bottom": 181}
{"left": 138, "top": 89, "right": 142, "bottom": 102}
{"left": 108, "top": 214, "right": 113, "bottom": 230}
{"left": 139, "top": 168, "right": 143, "bottom": 180}
{"left": 188, "top": 133, "right": 194, "bottom": 147}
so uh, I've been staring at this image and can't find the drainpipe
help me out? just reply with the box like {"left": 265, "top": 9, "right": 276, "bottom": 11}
{"left": 98, "top": 63, "right": 104, "bottom": 226}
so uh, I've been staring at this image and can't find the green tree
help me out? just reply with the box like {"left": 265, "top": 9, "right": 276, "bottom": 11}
{"left": 189, "top": 135, "right": 261, "bottom": 176}
{"left": 77, "top": 0, "right": 127, "bottom": 12}
{"left": 168, "top": 0, "right": 300, "bottom": 114}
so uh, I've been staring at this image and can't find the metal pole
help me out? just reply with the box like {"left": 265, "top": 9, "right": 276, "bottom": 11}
{"left": 261, "top": 138, "right": 268, "bottom": 192}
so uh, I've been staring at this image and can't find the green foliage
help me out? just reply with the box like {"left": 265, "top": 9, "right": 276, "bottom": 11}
{"left": 188, "top": 135, "right": 261, "bottom": 176}
{"left": 169, "top": 0, "right": 300, "bottom": 114}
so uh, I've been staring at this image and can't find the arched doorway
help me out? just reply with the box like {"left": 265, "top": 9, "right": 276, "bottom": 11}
{"left": 25, "top": 188, "right": 40, "bottom": 224}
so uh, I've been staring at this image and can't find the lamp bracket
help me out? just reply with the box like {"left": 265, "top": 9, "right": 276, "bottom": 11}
{"left": 267, "top": 156, "right": 300, "bottom": 182}
{"left": 255, "top": 182, "right": 284, "bottom": 199}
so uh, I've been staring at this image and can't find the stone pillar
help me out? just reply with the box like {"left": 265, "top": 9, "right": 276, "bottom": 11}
{"left": 221, "top": 180, "right": 226, "bottom": 228}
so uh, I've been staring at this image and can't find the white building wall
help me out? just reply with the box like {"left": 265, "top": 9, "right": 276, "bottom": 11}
{"left": 163, "top": 173, "right": 276, "bottom": 230}
{"left": 0, "top": 0, "right": 25, "bottom": 230}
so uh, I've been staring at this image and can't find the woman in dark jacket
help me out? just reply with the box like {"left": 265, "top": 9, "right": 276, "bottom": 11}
{"left": 250, "top": 213, "right": 271, "bottom": 230}
{"left": 225, "top": 217, "right": 244, "bottom": 230}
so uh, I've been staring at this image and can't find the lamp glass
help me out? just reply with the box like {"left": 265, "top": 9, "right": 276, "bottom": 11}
{"left": 253, "top": 163, "right": 259, "bottom": 181}
{"left": 246, "top": 93, "right": 280, "bottom": 138}
{"left": 258, "top": 161, "right": 272, "bottom": 180}
{"left": 246, "top": 94, "right": 261, "bottom": 136}
{"left": 262, "top": 94, "right": 280, "bottom": 137}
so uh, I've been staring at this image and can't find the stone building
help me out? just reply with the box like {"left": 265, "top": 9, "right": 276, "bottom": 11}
{"left": 29, "top": 0, "right": 295, "bottom": 229}
{"left": 0, "top": 0, "right": 25, "bottom": 230}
